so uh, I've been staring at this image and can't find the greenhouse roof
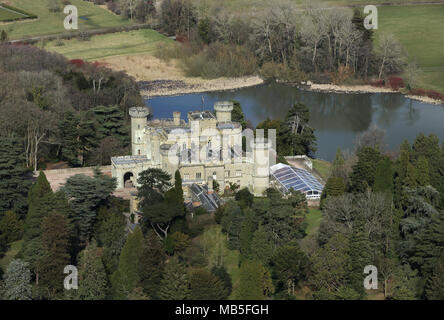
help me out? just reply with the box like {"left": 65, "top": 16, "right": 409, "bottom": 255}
{"left": 270, "top": 163, "right": 324, "bottom": 194}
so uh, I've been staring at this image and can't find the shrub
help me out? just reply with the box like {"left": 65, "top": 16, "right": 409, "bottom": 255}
{"left": 331, "top": 65, "right": 353, "bottom": 85}
{"left": 70, "top": 59, "right": 85, "bottom": 67}
{"left": 182, "top": 42, "right": 257, "bottom": 79}
{"left": 388, "top": 76, "right": 405, "bottom": 90}
{"left": 409, "top": 88, "right": 444, "bottom": 102}
{"left": 260, "top": 61, "right": 306, "bottom": 83}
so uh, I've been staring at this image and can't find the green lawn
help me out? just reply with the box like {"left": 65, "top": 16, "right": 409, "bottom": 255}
{"left": 0, "top": 4, "right": 28, "bottom": 21}
{"left": 312, "top": 159, "right": 332, "bottom": 181}
{"left": 376, "top": 5, "right": 444, "bottom": 93}
{"left": 197, "top": 224, "right": 241, "bottom": 300}
{"left": 39, "top": 28, "right": 171, "bottom": 61}
{"left": 1, "top": 0, "right": 133, "bottom": 40}
{"left": 305, "top": 209, "right": 322, "bottom": 237}
{"left": 0, "top": 240, "right": 23, "bottom": 271}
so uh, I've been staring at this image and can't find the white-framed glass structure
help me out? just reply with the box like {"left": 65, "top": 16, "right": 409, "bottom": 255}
{"left": 270, "top": 163, "right": 324, "bottom": 200}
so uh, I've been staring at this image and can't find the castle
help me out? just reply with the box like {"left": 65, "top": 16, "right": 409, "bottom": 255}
{"left": 111, "top": 101, "right": 272, "bottom": 198}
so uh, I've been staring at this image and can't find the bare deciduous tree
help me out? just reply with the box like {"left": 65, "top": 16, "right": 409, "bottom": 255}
{"left": 377, "top": 33, "right": 404, "bottom": 79}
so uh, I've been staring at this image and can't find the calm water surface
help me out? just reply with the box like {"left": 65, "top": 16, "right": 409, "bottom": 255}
{"left": 145, "top": 83, "right": 444, "bottom": 161}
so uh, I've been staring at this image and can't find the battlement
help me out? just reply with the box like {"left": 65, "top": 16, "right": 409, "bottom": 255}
{"left": 214, "top": 101, "right": 234, "bottom": 112}
{"left": 129, "top": 107, "right": 150, "bottom": 118}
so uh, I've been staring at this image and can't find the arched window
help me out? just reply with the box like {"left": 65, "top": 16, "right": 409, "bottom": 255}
{"left": 138, "top": 149, "right": 141, "bottom": 155}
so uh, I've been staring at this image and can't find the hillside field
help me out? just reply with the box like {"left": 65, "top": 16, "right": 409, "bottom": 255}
{"left": 39, "top": 28, "right": 172, "bottom": 61}
{"left": 376, "top": 4, "right": 444, "bottom": 93}
{"left": 1, "top": 0, "right": 133, "bottom": 40}
{"left": 0, "top": 3, "right": 31, "bottom": 22}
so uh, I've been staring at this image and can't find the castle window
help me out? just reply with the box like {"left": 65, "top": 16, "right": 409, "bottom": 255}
{"left": 196, "top": 172, "right": 202, "bottom": 180}
{"left": 225, "top": 170, "right": 230, "bottom": 178}
{"left": 138, "top": 149, "right": 141, "bottom": 155}
{"left": 184, "top": 174, "right": 190, "bottom": 180}
{"left": 138, "top": 137, "right": 140, "bottom": 142}
{"left": 236, "top": 170, "right": 242, "bottom": 177}
{"left": 138, "top": 125, "right": 140, "bottom": 129}
{"left": 213, "top": 171, "right": 217, "bottom": 179}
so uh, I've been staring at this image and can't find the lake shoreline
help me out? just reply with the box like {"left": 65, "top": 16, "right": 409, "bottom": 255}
{"left": 295, "top": 82, "right": 444, "bottom": 106}
{"left": 139, "top": 74, "right": 443, "bottom": 106}
{"left": 139, "top": 77, "right": 264, "bottom": 98}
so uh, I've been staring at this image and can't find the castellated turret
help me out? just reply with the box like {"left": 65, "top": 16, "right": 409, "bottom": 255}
{"left": 129, "top": 106, "right": 150, "bottom": 156}
{"left": 252, "top": 138, "right": 271, "bottom": 196}
{"left": 214, "top": 101, "right": 234, "bottom": 122}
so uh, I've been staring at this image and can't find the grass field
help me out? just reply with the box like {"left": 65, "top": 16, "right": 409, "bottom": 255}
{"left": 0, "top": 239, "right": 23, "bottom": 271}
{"left": 1, "top": 0, "right": 133, "bottom": 40}
{"left": 40, "top": 29, "right": 172, "bottom": 61}
{"left": 0, "top": 4, "right": 29, "bottom": 21}
{"left": 305, "top": 208, "right": 322, "bottom": 237}
{"left": 376, "top": 5, "right": 444, "bottom": 93}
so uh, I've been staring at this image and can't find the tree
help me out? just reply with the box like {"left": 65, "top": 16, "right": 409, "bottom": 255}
{"left": 190, "top": 269, "right": 228, "bottom": 300}
{"left": 350, "top": 147, "right": 381, "bottom": 193}
{"left": 111, "top": 227, "right": 144, "bottom": 299}
{"left": 22, "top": 191, "right": 71, "bottom": 283}
{"left": 0, "top": 137, "right": 30, "bottom": 218}
{"left": 160, "top": 0, "right": 197, "bottom": 36}
{"left": 413, "top": 210, "right": 444, "bottom": 281}
{"left": 238, "top": 260, "right": 273, "bottom": 300}
{"left": 235, "top": 188, "right": 254, "bottom": 208}
{"left": 119, "top": 0, "right": 137, "bottom": 20}
{"left": 211, "top": 265, "right": 232, "bottom": 297}
{"left": 37, "top": 212, "right": 71, "bottom": 299}
{"left": 271, "top": 245, "right": 310, "bottom": 296}
{"left": 311, "top": 233, "right": 351, "bottom": 294}
{"left": 231, "top": 100, "right": 248, "bottom": 130}
{"left": 62, "top": 170, "right": 116, "bottom": 243}
{"left": 332, "top": 148, "right": 347, "bottom": 181}
{"left": 170, "top": 232, "right": 191, "bottom": 253}
{"left": 28, "top": 171, "right": 52, "bottom": 206}
{"left": 320, "top": 176, "right": 346, "bottom": 208}
{"left": 137, "top": 168, "right": 172, "bottom": 208}
{"left": 159, "top": 257, "right": 190, "bottom": 300}
{"left": 415, "top": 156, "right": 430, "bottom": 186}
{"left": 354, "top": 126, "right": 387, "bottom": 153}
{"left": 93, "top": 105, "right": 129, "bottom": 146}
{"left": 347, "top": 219, "right": 372, "bottom": 298}
{"left": 251, "top": 225, "right": 274, "bottom": 265}
{"left": 138, "top": 232, "right": 166, "bottom": 299}
{"left": 239, "top": 209, "right": 255, "bottom": 259}
{"left": 135, "top": 0, "right": 156, "bottom": 23}
{"left": 391, "top": 264, "right": 418, "bottom": 300}
{"left": 0, "top": 211, "right": 23, "bottom": 244}
{"left": 280, "top": 102, "right": 317, "bottom": 156}
{"left": 3, "top": 259, "right": 32, "bottom": 300}
{"left": 221, "top": 201, "right": 244, "bottom": 250}
{"left": 377, "top": 33, "right": 404, "bottom": 79}
{"left": 425, "top": 254, "right": 444, "bottom": 300}
{"left": 59, "top": 111, "right": 81, "bottom": 166}
{"left": 0, "top": 30, "right": 7, "bottom": 43}
{"left": 96, "top": 210, "right": 126, "bottom": 274}
{"left": 77, "top": 241, "right": 108, "bottom": 300}
{"left": 373, "top": 157, "right": 394, "bottom": 194}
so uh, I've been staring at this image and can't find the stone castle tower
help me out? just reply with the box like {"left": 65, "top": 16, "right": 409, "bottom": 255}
{"left": 129, "top": 107, "right": 150, "bottom": 156}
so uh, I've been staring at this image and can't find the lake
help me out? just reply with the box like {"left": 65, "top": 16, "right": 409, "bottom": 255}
{"left": 145, "top": 83, "right": 444, "bottom": 161}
